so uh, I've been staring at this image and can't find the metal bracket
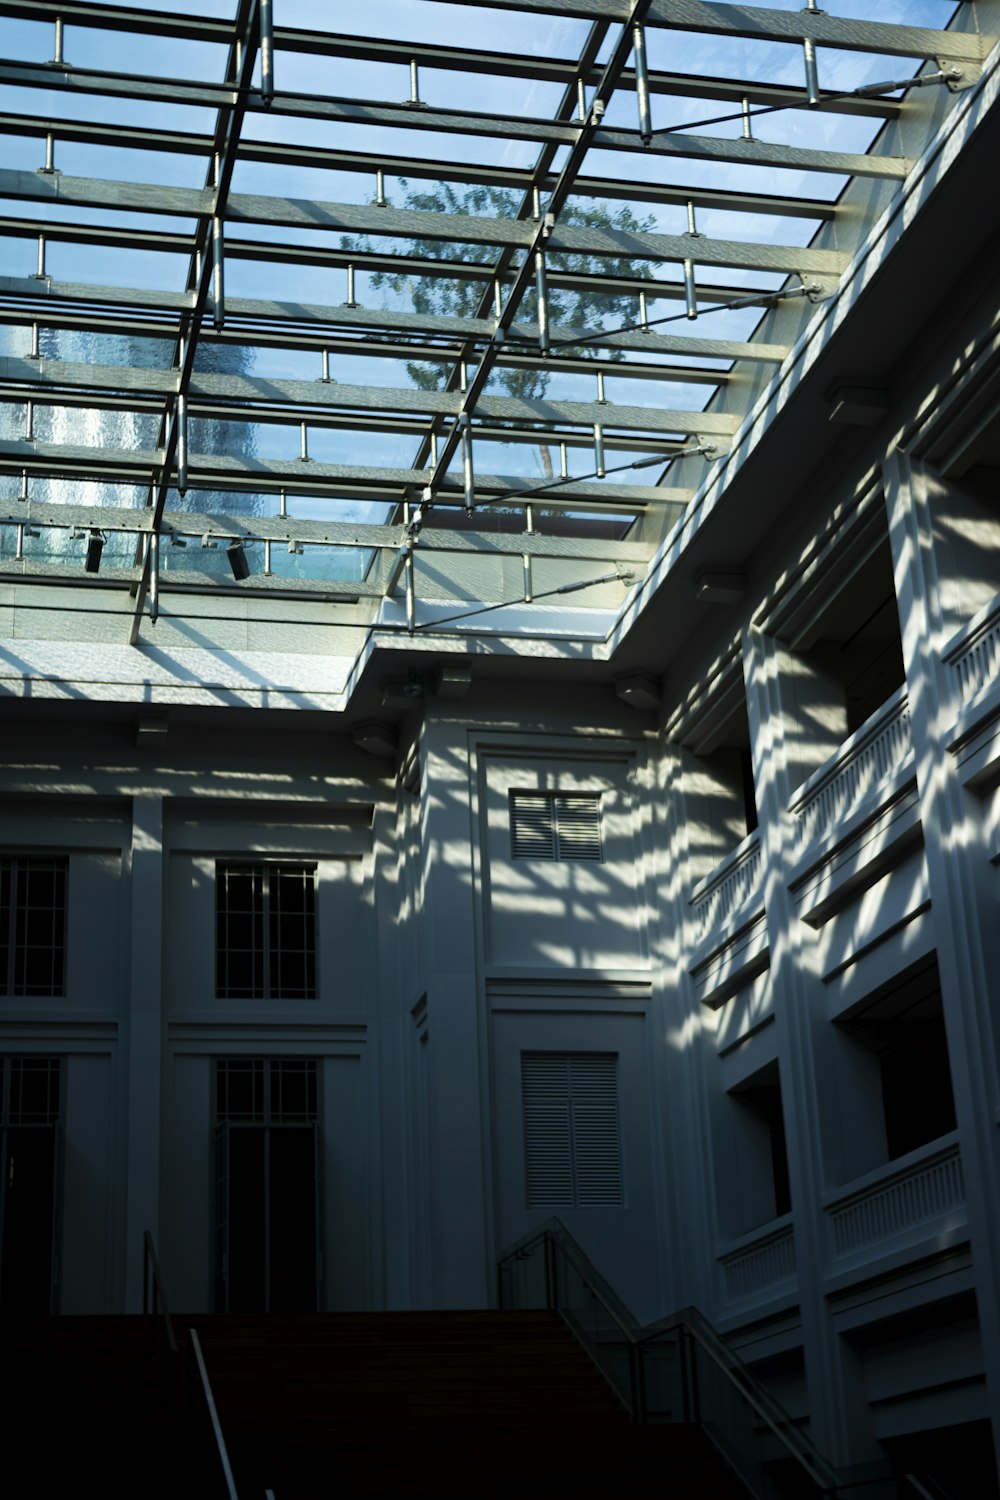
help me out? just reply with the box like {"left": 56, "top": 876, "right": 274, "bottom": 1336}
{"left": 936, "top": 59, "right": 982, "bottom": 93}
{"left": 799, "top": 275, "right": 838, "bottom": 303}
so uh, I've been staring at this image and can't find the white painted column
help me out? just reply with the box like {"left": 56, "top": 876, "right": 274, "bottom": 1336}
{"left": 418, "top": 714, "right": 492, "bottom": 1307}
{"left": 656, "top": 741, "right": 730, "bottom": 1316}
{"left": 742, "top": 626, "right": 879, "bottom": 1467}
{"left": 123, "top": 794, "right": 164, "bottom": 1311}
{"left": 884, "top": 450, "right": 1000, "bottom": 1469}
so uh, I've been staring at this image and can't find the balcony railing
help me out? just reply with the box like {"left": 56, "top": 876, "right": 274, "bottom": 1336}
{"left": 718, "top": 1218, "right": 796, "bottom": 1303}
{"left": 790, "top": 686, "right": 912, "bottom": 845}
{"left": 690, "top": 830, "right": 763, "bottom": 936}
{"left": 824, "top": 1137, "right": 964, "bottom": 1259}
{"left": 945, "top": 591, "right": 1000, "bottom": 705}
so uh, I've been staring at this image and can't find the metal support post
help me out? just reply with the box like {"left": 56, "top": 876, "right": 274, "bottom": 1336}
{"left": 596, "top": 370, "right": 607, "bottom": 404}
{"left": 803, "top": 38, "right": 821, "bottom": 106}
{"left": 34, "top": 235, "right": 46, "bottom": 281}
{"left": 321, "top": 349, "right": 330, "bottom": 383}
{"left": 175, "top": 394, "right": 188, "bottom": 495}
{"left": 461, "top": 419, "right": 475, "bottom": 509}
{"left": 41, "top": 132, "right": 55, "bottom": 173}
{"left": 52, "top": 15, "right": 64, "bottom": 65}
{"left": 375, "top": 168, "right": 386, "bottom": 207}
{"left": 683, "top": 259, "right": 698, "bottom": 320}
{"left": 212, "top": 216, "right": 225, "bottom": 329}
{"left": 344, "top": 264, "right": 358, "bottom": 308}
{"left": 632, "top": 23, "right": 652, "bottom": 146}
{"left": 299, "top": 422, "right": 310, "bottom": 462}
{"left": 534, "top": 250, "right": 549, "bottom": 355}
{"left": 408, "top": 59, "right": 421, "bottom": 105}
{"left": 260, "top": 0, "right": 274, "bottom": 106}
{"left": 149, "top": 532, "right": 160, "bottom": 624}
{"left": 404, "top": 541, "right": 415, "bottom": 632}
{"left": 593, "top": 422, "right": 606, "bottom": 477}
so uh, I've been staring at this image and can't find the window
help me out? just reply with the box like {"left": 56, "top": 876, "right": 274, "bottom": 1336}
{"left": 0, "top": 857, "right": 67, "bottom": 997}
{"left": 509, "top": 792, "right": 602, "bottom": 861}
{"left": 216, "top": 863, "right": 316, "bottom": 999}
{"left": 1, "top": 1056, "right": 61, "bottom": 1125}
{"left": 216, "top": 1058, "right": 317, "bottom": 1124}
{"left": 521, "top": 1052, "right": 623, "bottom": 1208}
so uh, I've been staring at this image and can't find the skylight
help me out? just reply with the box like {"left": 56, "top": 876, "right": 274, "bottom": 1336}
{"left": 0, "top": 0, "right": 974, "bottom": 645}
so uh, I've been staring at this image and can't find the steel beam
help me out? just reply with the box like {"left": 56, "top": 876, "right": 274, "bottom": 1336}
{"left": 0, "top": 68, "right": 913, "bottom": 179}
{"left": 0, "top": 439, "right": 693, "bottom": 505}
{"left": 0, "top": 278, "right": 791, "bottom": 363}
{"left": 0, "top": 113, "right": 840, "bottom": 221}
{"left": 447, "top": 0, "right": 988, "bottom": 61}
{"left": 0, "top": 356, "right": 738, "bottom": 433}
{"left": 0, "top": 174, "right": 851, "bottom": 274}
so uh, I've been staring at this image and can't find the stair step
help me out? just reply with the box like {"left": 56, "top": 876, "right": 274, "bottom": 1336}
{"left": 0, "top": 1311, "right": 748, "bottom": 1499}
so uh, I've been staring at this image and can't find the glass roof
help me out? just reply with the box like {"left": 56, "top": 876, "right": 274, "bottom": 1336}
{"left": 0, "top": 0, "right": 975, "bottom": 646}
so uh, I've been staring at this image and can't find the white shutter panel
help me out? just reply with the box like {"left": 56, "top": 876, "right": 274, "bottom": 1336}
{"left": 554, "top": 795, "right": 602, "bottom": 861}
{"left": 522, "top": 1054, "right": 573, "bottom": 1206}
{"left": 522, "top": 1053, "right": 622, "bottom": 1208}
{"left": 569, "top": 1055, "right": 623, "bottom": 1206}
{"left": 510, "top": 792, "right": 556, "bottom": 859}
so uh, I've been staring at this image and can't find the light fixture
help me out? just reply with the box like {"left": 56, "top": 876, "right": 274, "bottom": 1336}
{"left": 826, "top": 382, "right": 890, "bottom": 426}
{"left": 431, "top": 666, "right": 471, "bottom": 699}
{"left": 85, "top": 529, "right": 105, "bottom": 574}
{"left": 615, "top": 675, "right": 661, "bottom": 711}
{"left": 227, "top": 539, "right": 250, "bottom": 579}
{"left": 352, "top": 721, "right": 398, "bottom": 758}
{"left": 381, "top": 678, "right": 426, "bottom": 709}
{"left": 694, "top": 570, "right": 747, "bottom": 605}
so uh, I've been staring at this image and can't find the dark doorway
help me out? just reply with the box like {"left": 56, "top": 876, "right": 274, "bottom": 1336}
{"left": 0, "top": 1057, "right": 60, "bottom": 1319}
{"left": 215, "top": 1059, "right": 320, "bottom": 1313}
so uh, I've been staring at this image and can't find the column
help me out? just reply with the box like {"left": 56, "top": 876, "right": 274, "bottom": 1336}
{"left": 884, "top": 450, "right": 1000, "bottom": 1471}
{"left": 124, "top": 794, "right": 164, "bottom": 1311}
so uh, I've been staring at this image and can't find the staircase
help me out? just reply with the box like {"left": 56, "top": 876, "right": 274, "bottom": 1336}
{"left": 0, "top": 1309, "right": 749, "bottom": 1498}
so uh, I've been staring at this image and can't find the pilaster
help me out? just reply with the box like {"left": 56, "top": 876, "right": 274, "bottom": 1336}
{"left": 123, "top": 793, "right": 164, "bottom": 1311}
{"left": 884, "top": 449, "right": 1000, "bottom": 1459}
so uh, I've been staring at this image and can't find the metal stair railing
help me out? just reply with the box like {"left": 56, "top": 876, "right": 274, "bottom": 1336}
{"left": 142, "top": 1231, "right": 245, "bottom": 1500}
{"left": 498, "top": 1217, "right": 837, "bottom": 1500}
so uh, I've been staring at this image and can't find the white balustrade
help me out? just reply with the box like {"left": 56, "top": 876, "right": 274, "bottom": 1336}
{"left": 791, "top": 686, "right": 912, "bottom": 843}
{"left": 719, "top": 1222, "right": 796, "bottom": 1302}
{"left": 946, "top": 594, "right": 1000, "bottom": 705}
{"left": 690, "top": 831, "right": 762, "bottom": 936}
{"left": 826, "top": 1139, "right": 964, "bottom": 1258}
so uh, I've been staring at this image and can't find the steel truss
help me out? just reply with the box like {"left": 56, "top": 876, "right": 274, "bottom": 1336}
{"left": 0, "top": 0, "right": 988, "bottom": 636}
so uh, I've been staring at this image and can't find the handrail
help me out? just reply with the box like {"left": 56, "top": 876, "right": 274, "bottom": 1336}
{"left": 142, "top": 1229, "right": 178, "bottom": 1356}
{"left": 498, "top": 1217, "right": 838, "bottom": 1497}
{"left": 669, "top": 1310, "right": 836, "bottom": 1492}
{"left": 190, "top": 1327, "right": 241, "bottom": 1500}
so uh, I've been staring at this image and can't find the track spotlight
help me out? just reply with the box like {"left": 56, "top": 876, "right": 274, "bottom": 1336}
{"left": 227, "top": 539, "right": 250, "bottom": 580}
{"left": 85, "top": 529, "right": 105, "bottom": 574}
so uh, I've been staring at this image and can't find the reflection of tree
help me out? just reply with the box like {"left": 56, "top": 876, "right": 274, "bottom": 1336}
{"left": 346, "top": 184, "right": 658, "bottom": 480}
{"left": 0, "top": 330, "right": 258, "bottom": 571}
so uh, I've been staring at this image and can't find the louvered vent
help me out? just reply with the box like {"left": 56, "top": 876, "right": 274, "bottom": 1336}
{"left": 522, "top": 1052, "right": 622, "bottom": 1209}
{"left": 509, "top": 791, "right": 602, "bottom": 861}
